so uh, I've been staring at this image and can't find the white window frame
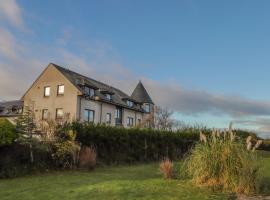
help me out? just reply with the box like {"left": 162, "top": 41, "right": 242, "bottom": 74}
{"left": 106, "top": 113, "right": 111, "bottom": 124}
{"left": 57, "top": 85, "right": 64, "bottom": 95}
{"left": 105, "top": 93, "right": 112, "bottom": 100}
{"left": 56, "top": 108, "right": 64, "bottom": 119}
{"left": 42, "top": 109, "right": 48, "bottom": 120}
{"left": 127, "top": 117, "right": 134, "bottom": 127}
{"left": 84, "top": 86, "right": 95, "bottom": 97}
{"left": 127, "top": 100, "right": 134, "bottom": 107}
{"left": 44, "top": 86, "right": 50, "bottom": 97}
{"left": 84, "top": 109, "right": 95, "bottom": 122}
{"left": 144, "top": 103, "right": 150, "bottom": 113}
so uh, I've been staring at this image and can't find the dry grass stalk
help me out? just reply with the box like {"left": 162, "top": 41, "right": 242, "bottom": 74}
{"left": 247, "top": 141, "right": 253, "bottom": 151}
{"left": 246, "top": 136, "right": 252, "bottom": 144}
{"left": 200, "top": 131, "right": 207, "bottom": 143}
{"left": 252, "top": 140, "right": 263, "bottom": 152}
{"left": 159, "top": 158, "right": 174, "bottom": 179}
{"left": 78, "top": 146, "right": 97, "bottom": 170}
{"left": 184, "top": 124, "right": 260, "bottom": 195}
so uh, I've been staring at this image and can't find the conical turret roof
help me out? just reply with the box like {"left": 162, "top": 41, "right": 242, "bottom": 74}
{"left": 131, "top": 81, "right": 154, "bottom": 104}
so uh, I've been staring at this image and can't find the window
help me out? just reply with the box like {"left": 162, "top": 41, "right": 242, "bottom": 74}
{"left": 115, "top": 107, "right": 122, "bottom": 125}
{"left": 42, "top": 109, "right": 48, "bottom": 120}
{"left": 106, "top": 113, "right": 111, "bottom": 124}
{"left": 84, "top": 109, "right": 94, "bottom": 122}
{"left": 56, "top": 108, "right": 64, "bottom": 119}
{"left": 144, "top": 104, "right": 150, "bottom": 113}
{"left": 105, "top": 93, "right": 112, "bottom": 100}
{"left": 145, "top": 120, "right": 151, "bottom": 128}
{"left": 138, "top": 119, "right": 141, "bottom": 125}
{"left": 57, "top": 85, "right": 64, "bottom": 95}
{"left": 84, "top": 86, "right": 95, "bottom": 97}
{"left": 127, "top": 100, "right": 134, "bottom": 107}
{"left": 44, "top": 86, "right": 50, "bottom": 97}
{"left": 127, "top": 117, "right": 134, "bottom": 127}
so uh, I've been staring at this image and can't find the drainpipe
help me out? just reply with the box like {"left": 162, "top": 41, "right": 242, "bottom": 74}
{"left": 78, "top": 96, "right": 82, "bottom": 121}
{"left": 100, "top": 102, "right": 103, "bottom": 123}
{"left": 135, "top": 112, "right": 137, "bottom": 127}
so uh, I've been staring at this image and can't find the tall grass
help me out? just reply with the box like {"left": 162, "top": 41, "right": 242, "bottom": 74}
{"left": 183, "top": 127, "right": 260, "bottom": 195}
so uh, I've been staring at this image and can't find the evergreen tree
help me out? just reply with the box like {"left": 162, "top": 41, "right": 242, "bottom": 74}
{"left": 16, "top": 106, "right": 40, "bottom": 163}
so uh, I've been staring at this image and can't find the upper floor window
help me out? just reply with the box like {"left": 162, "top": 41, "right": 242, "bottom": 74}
{"left": 56, "top": 108, "right": 64, "bottom": 119}
{"left": 127, "top": 100, "right": 134, "bottom": 107}
{"left": 84, "top": 86, "right": 95, "bottom": 97}
{"left": 106, "top": 113, "right": 111, "bottom": 124}
{"left": 144, "top": 104, "right": 150, "bottom": 113}
{"left": 57, "top": 85, "right": 64, "bottom": 95}
{"left": 127, "top": 117, "right": 134, "bottom": 127}
{"left": 44, "top": 86, "right": 50, "bottom": 97}
{"left": 84, "top": 109, "right": 94, "bottom": 122}
{"left": 105, "top": 93, "right": 112, "bottom": 100}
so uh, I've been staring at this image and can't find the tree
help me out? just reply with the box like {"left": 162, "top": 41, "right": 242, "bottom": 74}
{"left": 0, "top": 119, "right": 17, "bottom": 146}
{"left": 16, "top": 106, "right": 40, "bottom": 163}
{"left": 154, "top": 106, "right": 174, "bottom": 131}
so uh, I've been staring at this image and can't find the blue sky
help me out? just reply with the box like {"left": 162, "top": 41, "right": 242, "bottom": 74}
{"left": 1, "top": 0, "right": 270, "bottom": 137}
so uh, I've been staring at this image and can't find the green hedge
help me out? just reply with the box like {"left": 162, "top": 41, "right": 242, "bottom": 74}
{"left": 73, "top": 122, "right": 202, "bottom": 164}
{"left": 0, "top": 119, "right": 17, "bottom": 146}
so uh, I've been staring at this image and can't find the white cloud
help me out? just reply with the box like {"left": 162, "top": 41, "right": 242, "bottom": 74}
{"left": 0, "top": 3, "right": 270, "bottom": 134}
{"left": 0, "top": 0, "right": 25, "bottom": 29}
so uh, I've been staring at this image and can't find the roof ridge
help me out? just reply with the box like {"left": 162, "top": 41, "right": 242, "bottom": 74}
{"left": 52, "top": 63, "right": 131, "bottom": 98}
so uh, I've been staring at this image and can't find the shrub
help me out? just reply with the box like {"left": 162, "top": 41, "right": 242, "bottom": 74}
{"left": 51, "top": 141, "right": 80, "bottom": 169}
{"left": 183, "top": 128, "right": 260, "bottom": 195}
{"left": 73, "top": 122, "right": 199, "bottom": 164}
{"left": 0, "top": 119, "right": 17, "bottom": 146}
{"left": 78, "top": 146, "right": 97, "bottom": 170}
{"left": 159, "top": 158, "right": 174, "bottom": 179}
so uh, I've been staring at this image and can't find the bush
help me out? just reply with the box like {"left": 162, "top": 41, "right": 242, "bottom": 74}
{"left": 159, "top": 158, "right": 174, "bottom": 179}
{"left": 73, "top": 122, "right": 200, "bottom": 164}
{"left": 0, "top": 119, "right": 17, "bottom": 146}
{"left": 78, "top": 146, "right": 96, "bottom": 170}
{"left": 0, "top": 143, "right": 53, "bottom": 178}
{"left": 51, "top": 128, "right": 80, "bottom": 169}
{"left": 183, "top": 129, "right": 260, "bottom": 195}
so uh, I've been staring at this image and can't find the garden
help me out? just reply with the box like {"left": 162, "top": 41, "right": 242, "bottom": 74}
{"left": 0, "top": 112, "right": 270, "bottom": 200}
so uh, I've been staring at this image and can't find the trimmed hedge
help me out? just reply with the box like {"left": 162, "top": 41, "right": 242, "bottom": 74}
{"left": 0, "top": 143, "right": 53, "bottom": 178}
{"left": 73, "top": 123, "right": 202, "bottom": 164}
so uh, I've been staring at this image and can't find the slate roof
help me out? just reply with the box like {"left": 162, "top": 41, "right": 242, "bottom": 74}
{"left": 52, "top": 63, "right": 146, "bottom": 112}
{"left": 131, "top": 81, "right": 154, "bottom": 104}
{"left": 0, "top": 100, "right": 23, "bottom": 117}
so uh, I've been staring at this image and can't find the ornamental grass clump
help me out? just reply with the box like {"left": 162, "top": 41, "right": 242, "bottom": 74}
{"left": 160, "top": 158, "right": 174, "bottom": 179}
{"left": 183, "top": 124, "right": 260, "bottom": 195}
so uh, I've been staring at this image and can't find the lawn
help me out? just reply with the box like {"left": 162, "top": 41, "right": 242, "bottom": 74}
{"left": 0, "top": 153, "right": 269, "bottom": 200}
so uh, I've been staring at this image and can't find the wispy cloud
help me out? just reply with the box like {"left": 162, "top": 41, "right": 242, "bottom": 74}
{"left": 0, "top": 0, "right": 26, "bottom": 30}
{"left": 0, "top": 1, "right": 270, "bottom": 136}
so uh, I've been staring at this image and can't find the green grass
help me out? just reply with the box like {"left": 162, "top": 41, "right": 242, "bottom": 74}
{"left": 0, "top": 153, "right": 269, "bottom": 200}
{"left": 0, "top": 164, "right": 228, "bottom": 200}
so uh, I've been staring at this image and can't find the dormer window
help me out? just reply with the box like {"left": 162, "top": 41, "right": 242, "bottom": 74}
{"left": 144, "top": 103, "right": 150, "bottom": 113}
{"left": 127, "top": 100, "right": 134, "bottom": 107}
{"left": 84, "top": 86, "right": 95, "bottom": 97}
{"left": 105, "top": 93, "right": 112, "bottom": 100}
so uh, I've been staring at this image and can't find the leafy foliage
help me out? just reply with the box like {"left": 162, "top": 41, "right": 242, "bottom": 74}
{"left": 0, "top": 119, "right": 17, "bottom": 146}
{"left": 73, "top": 122, "right": 200, "bottom": 164}
{"left": 51, "top": 124, "right": 80, "bottom": 169}
{"left": 16, "top": 107, "right": 40, "bottom": 163}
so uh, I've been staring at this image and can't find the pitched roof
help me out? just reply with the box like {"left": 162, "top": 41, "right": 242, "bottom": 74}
{"left": 131, "top": 81, "right": 154, "bottom": 104}
{"left": 0, "top": 100, "right": 23, "bottom": 117}
{"left": 52, "top": 63, "right": 145, "bottom": 112}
